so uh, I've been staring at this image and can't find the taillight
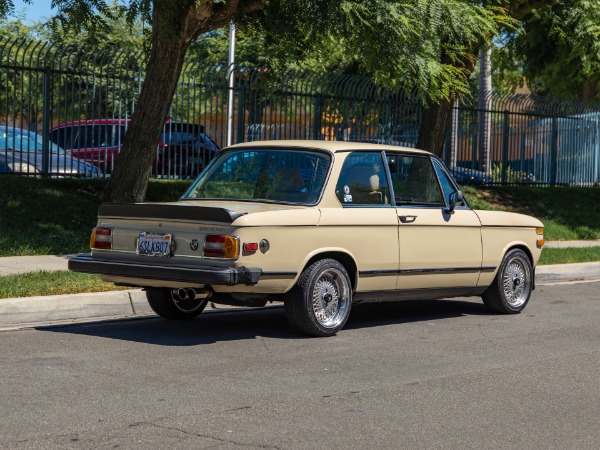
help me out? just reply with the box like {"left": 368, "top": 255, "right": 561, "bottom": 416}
{"left": 243, "top": 242, "right": 259, "bottom": 252}
{"left": 203, "top": 235, "right": 239, "bottom": 258}
{"left": 90, "top": 227, "right": 112, "bottom": 249}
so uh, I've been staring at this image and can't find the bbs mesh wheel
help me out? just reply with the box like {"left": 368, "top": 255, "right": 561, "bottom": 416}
{"left": 482, "top": 249, "right": 533, "bottom": 314}
{"left": 284, "top": 259, "right": 352, "bottom": 337}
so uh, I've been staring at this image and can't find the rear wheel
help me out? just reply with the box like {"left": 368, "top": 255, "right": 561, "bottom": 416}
{"left": 482, "top": 249, "right": 533, "bottom": 314}
{"left": 146, "top": 288, "right": 208, "bottom": 319}
{"left": 285, "top": 259, "right": 352, "bottom": 337}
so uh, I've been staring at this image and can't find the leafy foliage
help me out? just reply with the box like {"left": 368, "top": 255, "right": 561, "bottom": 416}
{"left": 246, "top": 0, "right": 512, "bottom": 103}
{"left": 496, "top": 0, "right": 600, "bottom": 99}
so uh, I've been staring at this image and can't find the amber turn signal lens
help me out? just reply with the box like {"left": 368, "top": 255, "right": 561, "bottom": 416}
{"left": 536, "top": 227, "right": 544, "bottom": 235}
{"left": 537, "top": 238, "right": 545, "bottom": 248}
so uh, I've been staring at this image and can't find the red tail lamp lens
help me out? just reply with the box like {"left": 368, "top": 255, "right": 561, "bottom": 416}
{"left": 203, "top": 235, "right": 239, "bottom": 258}
{"left": 90, "top": 227, "right": 112, "bottom": 249}
{"left": 243, "top": 242, "right": 259, "bottom": 252}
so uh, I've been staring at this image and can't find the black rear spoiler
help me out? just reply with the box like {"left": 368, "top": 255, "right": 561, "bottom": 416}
{"left": 98, "top": 202, "right": 247, "bottom": 224}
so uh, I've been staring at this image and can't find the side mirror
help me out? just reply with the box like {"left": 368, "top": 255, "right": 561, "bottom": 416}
{"left": 445, "top": 190, "right": 464, "bottom": 214}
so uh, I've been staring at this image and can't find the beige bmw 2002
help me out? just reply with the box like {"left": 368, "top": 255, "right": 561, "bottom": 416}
{"left": 70, "top": 141, "right": 545, "bottom": 336}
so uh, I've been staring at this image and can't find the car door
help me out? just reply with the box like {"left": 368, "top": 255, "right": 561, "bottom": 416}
{"left": 385, "top": 153, "right": 482, "bottom": 291}
{"left": 321, "top": 151, "right": 399, "bottom": 291}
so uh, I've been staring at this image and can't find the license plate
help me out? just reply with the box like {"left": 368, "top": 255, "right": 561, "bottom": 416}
{"left": 137, "top": 232, "right": 172, "bottom": 257}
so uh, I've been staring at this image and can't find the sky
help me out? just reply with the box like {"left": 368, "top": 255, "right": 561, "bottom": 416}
{"left": 10, "top": 0, "right": 55, "bottom": 24}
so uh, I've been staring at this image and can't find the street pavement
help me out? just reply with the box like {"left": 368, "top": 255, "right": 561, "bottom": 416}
{"left": 1, "top": 281, "right": 599, "bottom": 448}
{"left": 0, "top": 240, "right": 599, "bottom": 328}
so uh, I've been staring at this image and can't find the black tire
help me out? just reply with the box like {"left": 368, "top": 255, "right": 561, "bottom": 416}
{"left": 284, "top": 259, "right": 352, "bottom": 337}
{"left": 482, "top": 248, "right": 533, "bottom": 314}
{"left": 146, "top": 288, "right": 208, "bottom": 319}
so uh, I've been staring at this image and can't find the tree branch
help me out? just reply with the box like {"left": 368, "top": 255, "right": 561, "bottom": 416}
{"left": 508, "top": 0, "right": 558, "bottom": 18}
{"left": 187, "top": 0, "right": 265, "bottom": 41}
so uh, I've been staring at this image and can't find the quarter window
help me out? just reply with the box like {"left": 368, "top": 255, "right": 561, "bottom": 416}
{"left": 432, "top": 159, "right": 457, "bottom": 205}
{"left": 336, "top": 152, "right": 390, "bottom": 206}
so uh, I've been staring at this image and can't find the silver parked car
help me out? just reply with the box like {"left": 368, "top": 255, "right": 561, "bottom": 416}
{"left": 0, "top": 126, "right": 99, "bottom": 178}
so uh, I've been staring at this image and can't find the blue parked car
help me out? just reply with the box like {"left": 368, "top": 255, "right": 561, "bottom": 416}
{"left": 0, "top": 126, "right": 99, "bottom": 178}
{"left": 449, "top": 167, "right": 493, "bottom": 186}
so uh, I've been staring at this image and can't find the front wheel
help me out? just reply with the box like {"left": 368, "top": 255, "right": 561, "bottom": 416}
{"left": 284, "top": 259, "right": 352, "bottom": 337}
{"left": 482, "top": 249, "right": 533, "bottom": 314}
{"left": 146, "top": 288, "right": 208, "bottom": 319}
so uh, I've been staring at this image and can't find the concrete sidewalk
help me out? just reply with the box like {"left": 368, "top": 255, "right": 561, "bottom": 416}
{"left": 0, "top": 242, "right": 599, "bottom": 328}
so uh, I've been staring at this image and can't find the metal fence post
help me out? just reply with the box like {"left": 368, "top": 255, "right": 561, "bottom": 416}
{"left": 550, "top": 117, "right": 558, "bottom": 186}
{"left": 501, "top": 110, "right": 510, "bottom": 184}
{"left": 313, "top": 95, "right": 322, "bottom": 140}
{"left": 236, "top": 84, "right": 245, "bottom": 144}
{"left": 41, "top": 67, "right": 52, "bottom": 177}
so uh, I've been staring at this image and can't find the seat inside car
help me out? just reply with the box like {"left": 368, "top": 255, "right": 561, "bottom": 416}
{"left": 345, "top": 165, "right": 385, "bottom": 204}
{"left": 272, "top": 167, "right": 309, "bottom": 202}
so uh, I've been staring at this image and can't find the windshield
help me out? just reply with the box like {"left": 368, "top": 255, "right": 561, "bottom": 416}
{"left": 160, "top": 131, "right": 198, "bottom": 146}
{"left": 1, "top": 128, "right": 67, "bottom": 155}
{"left": 183, "top": 148, "right": 331, "bottom": 204}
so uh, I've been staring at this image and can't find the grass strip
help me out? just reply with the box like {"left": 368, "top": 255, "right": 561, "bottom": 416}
{"left": 538, "top": 247, "right": 600, "bottom": 265}
{"left": 0, "top": 271, "right": 130, "bottom": 299}
{"left": 0, "top": 177, "right": 192, "bottom": 256}
{"left": 462, "top": 186, "right": 600, "bottom": 241}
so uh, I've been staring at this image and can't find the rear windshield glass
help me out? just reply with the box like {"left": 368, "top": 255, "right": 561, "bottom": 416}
{"left": 183, "top": 148, "right": 331, "bottom": 204}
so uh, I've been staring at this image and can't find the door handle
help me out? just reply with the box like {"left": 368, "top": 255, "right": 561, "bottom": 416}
{"left": 399, "top": 215, "right": 417, "bottom": 224}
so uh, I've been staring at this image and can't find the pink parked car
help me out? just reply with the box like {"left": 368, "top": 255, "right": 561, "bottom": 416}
{"left": 49, "top": 119, "right": 220, "bottom": 177}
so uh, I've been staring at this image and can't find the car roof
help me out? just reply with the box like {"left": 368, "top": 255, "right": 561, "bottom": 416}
{"left": 227, "top": 139, "right": 431, "bottom": 155}
{"left": 51, "top": 119, "right": 205, "bottom": 133}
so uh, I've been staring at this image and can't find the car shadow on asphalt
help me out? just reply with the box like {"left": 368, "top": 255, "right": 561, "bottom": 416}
{"left": 35, "top": 298, "right": 490, "bottom": 346}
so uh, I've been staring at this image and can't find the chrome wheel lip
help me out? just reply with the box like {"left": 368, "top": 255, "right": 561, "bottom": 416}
{"left": 311, "top": 267, "right": 351, "bottom": 329}
{"left": 502, "top": 255, "right": 531, "bottom": 308}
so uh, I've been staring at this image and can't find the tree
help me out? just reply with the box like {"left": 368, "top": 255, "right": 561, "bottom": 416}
{"left": 416, "top": 0, "right": 557, "bottom": 158}
{"left": 514, "top": 0, "right": 600, "bottom": 100}
{"left": 0, "top": 0, "right": 534, "bottom": 201}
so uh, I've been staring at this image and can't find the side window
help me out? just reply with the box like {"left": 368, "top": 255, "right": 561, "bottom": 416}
{"left": 432, "top": 159, "right": 457, "bottom": 205}
{"left": 336, "top": 152, "right": 390, "bottom": 206}
{"left": 49, "top": 126, "right": 73, "bottom": 149}
{"left": 386, "top": 154, "right": 443, "bottom": 206}
{"left": 96, "top": 125, "right": 113, "bottom": 147}
{"left": 115, "top": 125, "right": 126, "bottom": 147}
{"left": 77, "top": 125, "right": 96, "bottom": 149}
{"left": 70, "top": 126, "right": 82, "bottom": 149}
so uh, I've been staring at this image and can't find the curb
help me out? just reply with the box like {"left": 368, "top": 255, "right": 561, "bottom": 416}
{"left": 0, "top": 263, "right": 599, "bottom": 328}
{"left": 535, "top": 262, "right": 600, "bottom": 283}
{"left": 0, "top": 290, "right": 152, "bottom": 326}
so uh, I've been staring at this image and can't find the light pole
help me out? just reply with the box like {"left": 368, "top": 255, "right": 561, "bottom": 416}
{"left": 226, "top": 20, "right": 236, "bottom": 147}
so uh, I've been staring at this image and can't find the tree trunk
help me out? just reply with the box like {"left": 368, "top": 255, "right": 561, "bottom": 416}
{"left": 417, "top": 50, "right": 478, "bottom": 160}
{"left": 478, "top": 45, "right": 493, "bottom": 174}
{"left": 416, "top": 99, "right": 454, "bottom": 158}
{"left": 101, "top": 4, "right": 193, "bottom": 203}
{"left": 101, "top": 0, "right": 264, "bottom": 203}
{"left": 582, "top": 79, "right": 597, "bottom": 100}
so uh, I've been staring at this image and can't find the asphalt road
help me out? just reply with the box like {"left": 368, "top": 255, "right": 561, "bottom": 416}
{"left": 1, "top": 281, "right": 599, "bottom": 449}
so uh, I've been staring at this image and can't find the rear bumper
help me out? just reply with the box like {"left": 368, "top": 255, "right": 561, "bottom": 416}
{"left": 68, "top": 253, "right": 262, "bottom": 286}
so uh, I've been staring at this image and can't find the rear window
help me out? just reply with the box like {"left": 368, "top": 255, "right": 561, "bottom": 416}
{"left": 183, "top": 148, "right": 331, "bottom": 204}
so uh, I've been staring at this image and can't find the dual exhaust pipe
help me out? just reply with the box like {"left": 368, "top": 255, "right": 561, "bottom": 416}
{"left": 172, "top": 288, "right": 211, "bottom": 301}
